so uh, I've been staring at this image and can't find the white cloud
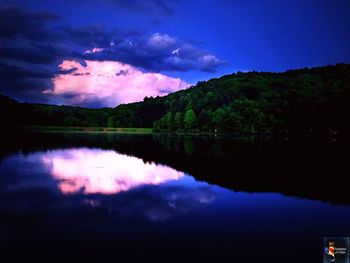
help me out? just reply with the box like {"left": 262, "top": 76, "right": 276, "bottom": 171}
{"left": 147, "top": 32, "right": 177, "bottom": 50}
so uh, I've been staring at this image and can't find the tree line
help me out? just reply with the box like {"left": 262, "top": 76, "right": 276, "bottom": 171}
{"left": 153, "top": 63, "right": 350, "bottom": 133}
{"left": 1, "top": 63, "right": 349, "bottom": 134}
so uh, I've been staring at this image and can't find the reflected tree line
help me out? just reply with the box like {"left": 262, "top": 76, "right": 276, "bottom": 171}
{"left": 1, "top": 131, "right": 348, "bottom": 204}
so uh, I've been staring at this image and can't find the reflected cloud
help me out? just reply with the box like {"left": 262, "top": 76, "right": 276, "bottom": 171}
{"left": 41, "top": 148, "right": 184, "bottom": 195}
{"left": 83, "top": 183, "right": 218, "bottom": 222}
{"left": 1, "top": 147, "right": 218, "bottom": 222}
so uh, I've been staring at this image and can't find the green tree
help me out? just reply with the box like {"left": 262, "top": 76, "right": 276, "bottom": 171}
{"left": 153, "top": 120, "right": 160, "bottom": 132}
{"left": 154, "top": 113, "right": 171, "bottom": 132}
{"left": 232, "top": 98, "right": 265, "bottom": 133}
{"left": 63, "top": 116, "right": 79, "bottom": 126}
{"left": 184, "top": 109, "right": 196, "bottom": 131}
{"left": 198, "top": 109, "right": 211, "bottom": 131}
{"left": 165, "top": 112, "right": 173, "bottom": 131}
{"left": 107, "top": 116, "right": 114, "bottom": 128}
{"left": 226, "top": 111, "right": 243, "bottom": 132}
{"left": 158, "top": 115, "right": 167, "bottom": 131}
{"left": 212, "top": 108, "right": 225, "bottom": 129}
{"left": 204, "top": 91, "right": 215, "bottom": 108}
{"left": 174, "top": 112, "right": 182, "bottom": 130}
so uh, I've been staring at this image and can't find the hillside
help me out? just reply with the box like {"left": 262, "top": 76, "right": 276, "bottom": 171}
{"left": 0, "top": 95, "right": 111, "bottom": 127}
{"left": 1, "top": 63, "right": 350, "bottom": 134}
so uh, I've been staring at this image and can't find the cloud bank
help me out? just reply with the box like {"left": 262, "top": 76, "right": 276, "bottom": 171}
{"left": 47, "top": 60, "right": 190, "bottom": 107}
{"left": 82, "top": 0, "right": 177, "bottom": 16}
{"left": 70, "top": 30, "right": 225, "bottom": 73}
{"left": 0, "top": 5, "right": 223, "bottom": 106}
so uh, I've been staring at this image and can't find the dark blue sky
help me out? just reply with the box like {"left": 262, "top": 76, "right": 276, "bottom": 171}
{"left": 1, "top": 0, "right": 350, "bottom": 107}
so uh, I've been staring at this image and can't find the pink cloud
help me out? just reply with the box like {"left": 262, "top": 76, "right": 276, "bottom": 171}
{"left": 46, "top": 60, "right": 190, "bottom": 107}
{"left": 84, "top": 47, "right": 104, "bottom": 54}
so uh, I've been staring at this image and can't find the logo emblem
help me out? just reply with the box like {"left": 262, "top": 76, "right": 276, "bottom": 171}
{"left": 325, "top": 241, "right": 336, "bottom": 261}
{"left": 323, "top": 237, "right": 349, "bottom": 263}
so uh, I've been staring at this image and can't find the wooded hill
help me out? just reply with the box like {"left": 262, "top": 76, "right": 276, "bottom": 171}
{"left": 1, "top": 63, "right": 349, "bottom": 134}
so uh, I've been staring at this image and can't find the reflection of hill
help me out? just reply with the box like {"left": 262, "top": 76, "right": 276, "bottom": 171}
{"left": 1, "top": 130, "right": 349, "bottom": 204}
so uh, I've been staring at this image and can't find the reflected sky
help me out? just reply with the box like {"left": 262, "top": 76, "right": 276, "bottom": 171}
{"left": 41, "top": 148, "right": 184, "bottom": 194}
{"left": 0, "top": 147, "right": 218, "bottom": 221}
{"left": 1, "top": 147, "right": 350, "bottom": 225}
{"left": 1, "top": 146, "right": 350, "bottom": 261}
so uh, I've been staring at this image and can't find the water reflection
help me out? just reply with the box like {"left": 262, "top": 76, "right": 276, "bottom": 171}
{"left": 41, "top": 148, "right": 185, "bottom": 194}
{"left": 1, "top": 143, "right": 350, "bottom": 262}
{"left": 0, "top": 147, "right": 217, "bottom": 222}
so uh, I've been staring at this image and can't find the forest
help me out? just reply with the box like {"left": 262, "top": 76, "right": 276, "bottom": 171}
{"left": 1, "top": 63, "right": 349, "bottom": 134}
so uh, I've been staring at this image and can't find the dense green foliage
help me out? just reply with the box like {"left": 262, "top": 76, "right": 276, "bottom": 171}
{"left": 152, "top": 64, "right": 350, "bottom": 133}
{"left": 1, "top": 64, "right": 349, "bottom": 134}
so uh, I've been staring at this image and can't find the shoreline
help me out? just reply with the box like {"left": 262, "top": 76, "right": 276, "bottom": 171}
{"left": 2, "top": 125, "right": 347, "bottom": 142}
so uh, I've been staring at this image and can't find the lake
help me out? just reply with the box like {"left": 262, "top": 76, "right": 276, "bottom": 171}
{"left": 0, "top": 131, "right": 349, "bottom": 262}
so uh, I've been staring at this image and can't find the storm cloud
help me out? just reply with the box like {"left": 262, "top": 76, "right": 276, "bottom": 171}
{"left": 0, "top": 6, "right": 59, "bottom": 40}
{"left": 0, "top": 3, "right": 223, "bottom": 106}
{"left": 77, "top": 0, "right": 177, "bottom": 16}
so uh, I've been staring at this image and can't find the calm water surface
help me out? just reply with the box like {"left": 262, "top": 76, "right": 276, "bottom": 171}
{"left": 0, "top": 133, "right": 349, "bottom": 261}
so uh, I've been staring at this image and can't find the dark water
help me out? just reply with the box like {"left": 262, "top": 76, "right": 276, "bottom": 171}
{"left": 0, "top": 132, "right": 349, "bottom": 262}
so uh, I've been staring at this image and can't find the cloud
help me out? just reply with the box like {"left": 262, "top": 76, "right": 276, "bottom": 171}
{"left": 0, "top": 6, "right": 64, "bottom": 102}
{"left": 0, "top": 6, "right": 59, "bottom": 40}
{"left": 46, "top": 60, "right": 190, "bottom": 107}
{"left": 1, "top": 7, "right": 224, "bottom": 73}
{"left": 0, "top": 63, "right": 52, "bottom": 80}
{"left": 0, "top": 63, "right": 53, "bottom": 103}
{"left": 79, "top": 0, "right": 176, "bottom": 16}
{"left": 0, "top": 40, "right": 69, "bottom": 65}
{"left": 84, "top": 47, "right": 105, "bottom": 54}
{"left": 112, "top": 0, "right": 176, "bottom": 16}
{"left": 147, "top": 32, "right": 177, "bottom": 49}
{"left": 115, "top": 69, "right": 129, "bottom": 76}
{"left": 61, "top": 24, "right": 123, "bottom": 48}
{"left": 79, "top": 32, "right": 225, "bottom": 72}
{"left": 0, "top": 5, "right": 223, "bottom": 105}
{"left": 172, "top": 48, "right": 180, "bottom": 55}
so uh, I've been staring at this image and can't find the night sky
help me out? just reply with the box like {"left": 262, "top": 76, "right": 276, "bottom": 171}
{"left": 1, "top": 0, "right": 350, "bottom": 107}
